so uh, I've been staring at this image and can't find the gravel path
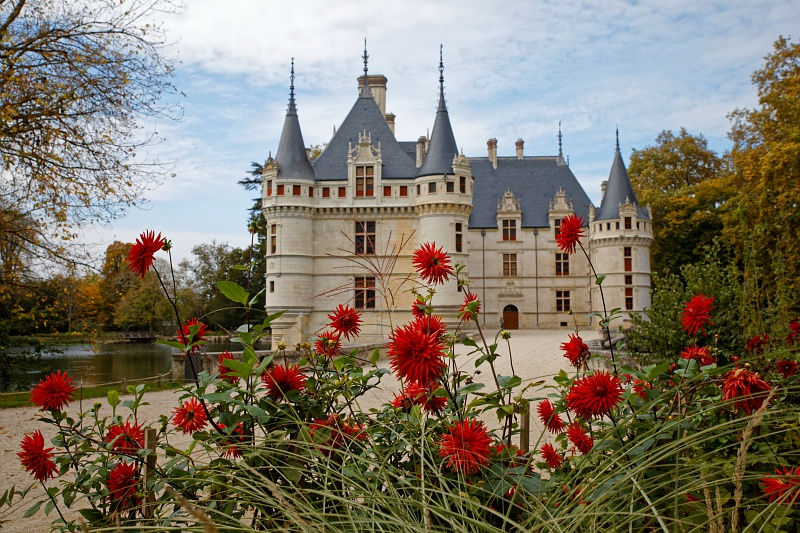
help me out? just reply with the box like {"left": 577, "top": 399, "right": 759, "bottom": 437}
{"left": 0, "top": 328, "right": 597, "bottom": 532}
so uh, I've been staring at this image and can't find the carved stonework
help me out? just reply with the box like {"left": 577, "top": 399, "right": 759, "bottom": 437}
{"left": 348, "top": 130, "right": 382, "bottom": 164}
{"left": 498, "top": 280, "right": 522, "bottom": 298}
{"left": 497, "top": 189, "right": 521, "bottom": 214}
{"left": 548, "top": 188, "right": 573, "bottom": 215}
{"left": 263, "top": 156, "right": 279, "bottom": 175}
{"left": 452, "top": 152, "right": 471, "bottom": 175}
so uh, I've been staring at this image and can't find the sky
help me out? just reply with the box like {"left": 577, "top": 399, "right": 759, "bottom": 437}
{"left": 80, "top": 0, "right": 798, "bottom": 266}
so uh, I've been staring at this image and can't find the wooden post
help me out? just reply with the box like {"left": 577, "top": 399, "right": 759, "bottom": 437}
{"left": 520, "top": 405, "right": 530, "bottom": 453}
{"left": 142, "top": 428, "right": 157, "bottom": 518}
{"left": 157, "top": 375, "right": 163, "bottom": 389}
{"left": 122, "top": 378, "right": 128, "bottom": 391}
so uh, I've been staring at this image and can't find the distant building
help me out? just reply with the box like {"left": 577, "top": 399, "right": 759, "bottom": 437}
{"left": 261, "top": 50, "right": 652, "bottom": 348}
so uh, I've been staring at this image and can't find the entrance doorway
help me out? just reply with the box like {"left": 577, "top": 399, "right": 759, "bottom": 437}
{"left": 502, "top": 304, "right": 519, "bottom": 330}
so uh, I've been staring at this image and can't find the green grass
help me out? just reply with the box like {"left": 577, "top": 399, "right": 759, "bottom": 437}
{"left": 0, "top": 380, "right": 182, "bottom": 409}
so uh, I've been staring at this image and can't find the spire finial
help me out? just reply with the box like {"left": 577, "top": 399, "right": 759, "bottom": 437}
{"left": 558, "top": 121, "right": 563, "bottom": 158}
{"left": 362, "top": 38, "right": 369, "bottom": 81}
{"left": 437, "top": 44, "right": 447, "bottom": 112}
{"left": 287, "top": 58, "right": 297, "bottom": 114}
{"left": 615, "top": 125, "right": 620, "bottom": 152}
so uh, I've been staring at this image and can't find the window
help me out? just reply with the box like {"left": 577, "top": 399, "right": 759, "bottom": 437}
{"left": 355, "top": 221, "right": 376, "bottom": 255}
{"left": 270, "top": 224, "right": 277, "bottom": 254}
{"left": 625, "top": 287, "right": 634, "bottom": 310}
{"left": 338, "top": 186, "right": 346, "bottom": 198}
{"left": 503, "top": 253, "right": 517, "bottom": 277}
{"left": 266, "top": 180, "right": 272, "bottom": 196}
{"left": 293, "top": 185, "right": 301, "bottom": 196}
{"left": 417, "top": 184, "right": 421, "bottom": 195}
{"left": 446, "top": 180, "right": 454, "bottom": 192}
{"left": 624, "top": 247, "right": 632, "bottom": 272}
{"left": 355, "top": 277, "right": 375, "bottom": 309}
{"left": 308, "top": 187, "right": 314, "bottom": 197}
{"left": 624, "top": 216, "right": 632, "bottom": 229}
{"left": 555, "top": 253, "right": 569, "bottom": 276}
{"left": 616, "top": 221, "right": 620, "bottom": 230}
{"left": 322, "top": 187, "right": 330, "bottom": 198}
{"left": 269, "top": 281, "right": 275, "bottom": 293}
{"left": 428, "top": 182, "right": 436, "bottom": 193}
{"left": 625, "top": 274, "right": 633, "bottom": 285}
{"left": 400, "top": 185, "right": 408, "bottom": 197}
{"left": 459, "top": 175, "right": 466, "bottom": 193}
{"left": 383, "top": 185, "right": 392, "bottom": 197}
{"left": 502, "top": 219, "right": 517, "bottom": 241}
{"left": 636, "top": 221, "right": 640, "bottom": 229}
{"left": 556, "top": 290, "right": 571, "bottom": 312}
{"left": 355, "top": 165, "right": 374, "bottom": 197}
{"left": 606, "top": 223, "right": 611, "bottom": 230}
{"left": 277, "top": 184, "right": 284, "bottom": 196}
{"left": 455, "top": 223, "right": 463, "bottom": 253}
{"left": 554, "top": 218, "right": 561, "bottom": 237}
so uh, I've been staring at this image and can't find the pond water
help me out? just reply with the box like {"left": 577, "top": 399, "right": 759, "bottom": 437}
{"left": 12, "top": 341, "right": 244, "bottom": 387}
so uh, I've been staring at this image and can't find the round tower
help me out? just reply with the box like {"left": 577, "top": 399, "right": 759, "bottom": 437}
{"left": 262, "top": 60, "right": 316, "bottom": 348}
{"left": 413, "top": 47, "right": 472, "bottom": 324}
{"left": 588, "top": 130, "right": 653, "bottom": 326}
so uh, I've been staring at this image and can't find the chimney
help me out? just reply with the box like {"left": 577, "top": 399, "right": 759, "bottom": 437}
{"left": 416, "top": 136, "right": 427, "bottom": 167}
{"left": 487, "top": 138, "right": 498, "bottom": 169}
{"left": 601, "top": 180, "right": 608, "bottom": 200}
{"left": 385, "top": 113, "right": 395, "bottom": 135}
{"left": 357, "top": 74, "right": 388, "bottom": 116}
{"left": 515, "top": 139, "right": 524, "bottom": 159}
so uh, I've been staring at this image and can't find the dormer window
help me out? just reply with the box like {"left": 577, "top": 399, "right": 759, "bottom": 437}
{"left": 355, "top": 165, "right": 374, "bottom": 197}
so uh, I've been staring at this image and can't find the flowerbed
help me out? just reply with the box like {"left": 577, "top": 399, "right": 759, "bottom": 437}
{"left": 4, "top": 221, "right": 799, "bottom": 532}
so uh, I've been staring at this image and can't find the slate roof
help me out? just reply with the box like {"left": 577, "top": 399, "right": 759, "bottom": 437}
{"left": 417, "top": 64, "right": 459, "bottom": 177}
{"left": 468, "top": 157, "right": 595, "bottom": 229}
{"left": 595, "top": 148, "right": 650, "bottom": 220}
{"left": 312, "top": 91, "right": 417, "bottom": 180}
{"left": 398, "top": 141, "right": 417, "bottom": 161}
{"left": 275, "top": 89, "right": 315, "bottom": 180}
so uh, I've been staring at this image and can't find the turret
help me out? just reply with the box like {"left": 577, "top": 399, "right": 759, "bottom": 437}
{"left": 588, "top": 129, "right": 653, "bottom": 324}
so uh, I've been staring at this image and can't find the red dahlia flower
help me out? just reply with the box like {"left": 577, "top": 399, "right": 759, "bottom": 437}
{"left": 723, "top": 368, "right": 771, "bottom": 415}
{"left": 172, "top": 398, "right": 208, "bottom": 434}
{"left": 458, "top": 291, "right": 480, "bottom": 322}
{"left": 680, "top": 345, "right": 716, "bottom": 367}
{"left": 104, "top": 421, "right": 145, "bottom": 454}
{"left": 632, "top": 379, "right": 652, "bottom": 400}
{"left": 314, "top": 330, "right": 341, "bottom": 357}
{"left": 787, "top": 318, "right": 800, "bottom": 345}
{"left": 391, "top": 381, "right": 447, "bottom": 414}
{"left": 414, "top": 314, "right": 447, "bottom": 342}
{"left": 107, "top": 462, "right": 140, "bottom": 508}
{"left": 776, "top": 359, "right": 797, "bottom": 379}
{"left": 555, "top": 214, "right": 585, "bottom": 254}
{"left": 411, "top": 296, "right": 427, "bottom": 318}
{"left": 681, "top": 294, "right": 715, "bottom": 337}
{"left": 540, "top": 443, "right": 563, "bottom": 469}
{"left": 327, "top": 304, "right": 362, "bottom": 341}
{"left": 217, "top": 351, "right": 239, "bottom": 384}
{"left": 217, "top": 422, "right": 249, "bottom": 458}
{"left": 177, "top": 317, "right": 208, "bottom": 355}
{"left": 30, "top": 370, "right": 75, "bottom": 412}
{"left": 261, "top": 363, "right": 307, "bottom": 399}
{"left": 438, "top": 418, "right": 492, "bottom": 475}
{"left": 127, "top": 230, "right": 165, "bottom": 278}
{"left": 388, "top": 320, "right": 446, "bottom": 387}
{"left": 18, "top": 430, "right": 58, "bottom": 483}
{"left": 536, "top": 399, "right": 565, "bottom": 433}
{"left": 746, "top": 334, "right": 770, "bottom": 355}
{"left": 309, "top": 414, "right": 368, "bottom": 453}
{"left": 412, "top": 242, "right": 454, "bottom": 285}
{"left": 760, "top": 466, "right": 800, "bottom": 504}
{"left": 561, "top": 334, "right": 590, "bottom": 368}
{"left": 566, "top": 370, "right": 623, "bottom": 419}
{"left": 566, "top": 421, "right": 593, "bottom": 454}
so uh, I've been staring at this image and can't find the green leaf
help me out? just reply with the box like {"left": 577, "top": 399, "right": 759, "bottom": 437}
{"left": 595, "top": 274, "right": 607, "bottom": 285}
{"left": 249, "top": 288, "right": 266, "bottom": 307}
{"left": 457, "top": 383, "right": 485, "bottom": 395}
{"left": 23, "top": 501, "right": 42, "bottom": 518}
{"left": 311, "top": 426, "right": 331, "bottom": 444}
{"left": 217, "top": 280, "right": 249, "bottom": 305}
{"left": 646, "top": 362, "right": 672, "bottom": 380}
{"left": 370, "top": 348, "right": 380, "bottom": 366}
{"left": 497, "top": 375, "right": 521, "bottom": 389}
{"left": 78, "top": 508, "right": 104, "bottom": 523}
{"left": 155, "top": 339, "right": 186, "bottom": 350}
{"left": 462, "top": 337, "right": 478, "bottom": 348}
{"left": 231, "top": 264, "right": 250, "bottom": 271}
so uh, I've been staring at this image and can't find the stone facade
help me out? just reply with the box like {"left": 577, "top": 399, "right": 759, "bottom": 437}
{"left": 261, "top": 55, "right": 652, "bottom": 348}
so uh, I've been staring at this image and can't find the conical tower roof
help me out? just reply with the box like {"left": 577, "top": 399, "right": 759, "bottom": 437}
{"left": 595, "top": 130, "right": 649, "bottom": 220}
{"left": 417, "top": 47, "right": 459, "bottom": 177}
{"left": 275, "top": 59, "right": 315, "bottom": 180}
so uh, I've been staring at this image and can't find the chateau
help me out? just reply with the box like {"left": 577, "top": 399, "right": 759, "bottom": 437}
{"left": 261, "top": 50, "right": 653, "bottom": 348}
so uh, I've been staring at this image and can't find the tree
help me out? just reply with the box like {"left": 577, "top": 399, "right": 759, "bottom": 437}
{"left": 0, "top": 0, "right": 180, "bottom": 279}
{"left": 628, "top": 128, "right": 732, "bottom": 275}
{"left": 97, "top": 241, "right": 137, "bottom": 329}
{"left": 725, "top": 36, "right": 800, "bottom": 325}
